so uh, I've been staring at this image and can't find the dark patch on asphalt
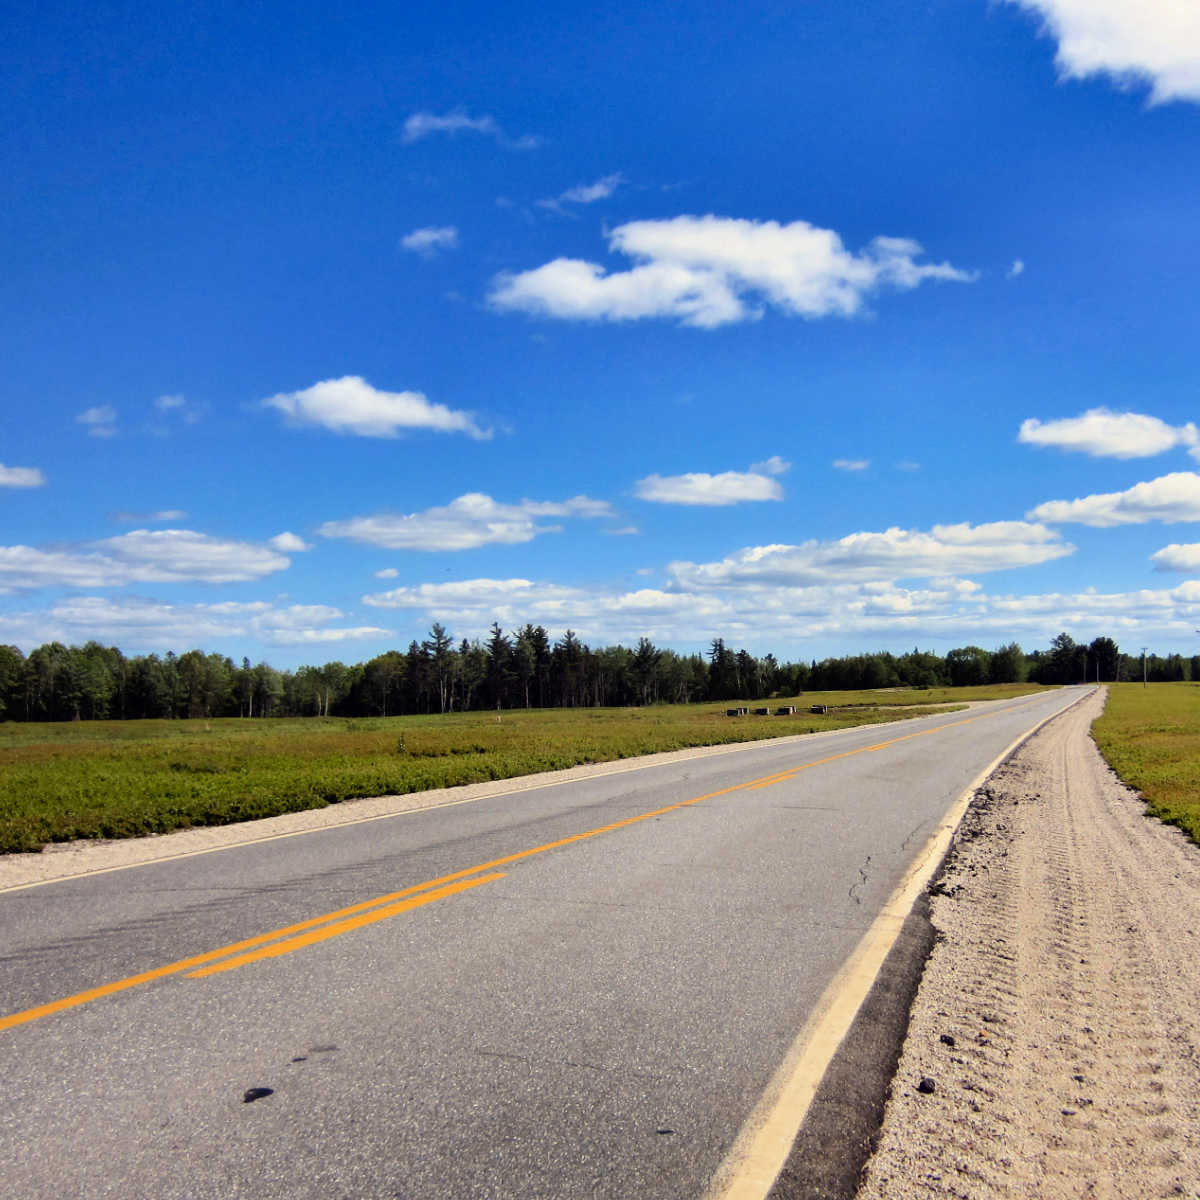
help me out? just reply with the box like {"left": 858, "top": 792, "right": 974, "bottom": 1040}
{"left": 766, "top": 889, "right": 937, "bottom": 1200}
{"left": 242, "top": 1087, "right": 274, "bottom": 1103}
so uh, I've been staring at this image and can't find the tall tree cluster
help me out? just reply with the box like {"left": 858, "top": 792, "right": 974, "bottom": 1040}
{"left": 0, "top": 629, "right": 1179, "bottom": 723}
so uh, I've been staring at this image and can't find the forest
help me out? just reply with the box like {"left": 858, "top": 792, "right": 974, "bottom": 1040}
{"left": 0, "top": 625, "right": 1191, "bottom": 723}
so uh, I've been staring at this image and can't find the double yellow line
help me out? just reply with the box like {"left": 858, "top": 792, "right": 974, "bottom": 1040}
{"left": 0, "top": 703, "right": 1014, "bottom": 1034}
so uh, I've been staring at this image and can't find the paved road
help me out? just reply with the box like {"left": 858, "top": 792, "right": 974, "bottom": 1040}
{"left": 0, "top": 688, "right": 1089, "bottom": 1198}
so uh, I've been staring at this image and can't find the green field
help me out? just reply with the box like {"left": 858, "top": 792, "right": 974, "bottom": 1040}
{"left": 1092, "top": 682, "right": 1200, "bottom": 845}
{"left": 0, "top": 683, "right": 1052, "bottom": 854}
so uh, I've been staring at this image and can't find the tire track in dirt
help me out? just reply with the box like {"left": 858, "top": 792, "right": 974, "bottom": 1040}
{"left": 856, "top": 688, "right": 1200, "bottom": 1199}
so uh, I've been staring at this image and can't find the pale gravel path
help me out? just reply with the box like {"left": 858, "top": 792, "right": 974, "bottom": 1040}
{"left": 857, "top": 688, "right": 1200, "bottom": 1199}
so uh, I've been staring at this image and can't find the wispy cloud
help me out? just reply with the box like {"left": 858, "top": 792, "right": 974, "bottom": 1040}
{"left": 1007, "top": 0, "right": 1200, "bottom": 105}
{"left": 113, "top": 509, "right": 187, "bottom": 523}
{"left": 1007, "top": 258, "right": 1025, "bottom": 278}
{"left": 0, "top": 464, "right": 46, "bottom": 488}
{"left": 1019, "top": 408, "right": 1199, "bottom": 459}
{"left": 263, "top": 376, "right": 491, "bottom": 440}
{"left": 76, "top": 405, "right": 117, "bottom": 438}
{"left": 634, "top": 459, "right": 790, "bottom": 506}
{"left": 402, "top": 109, "right": 541, "bottom": 150}
{"left": 320, "top": 492, "right": 614, "bottom": 551}
{"left": 537, "top": 172, "right": 624, "bottom": 213}
{"left": 833, "top": 458, "right": 870, "bottom": 472}
{"left": 1029, "top": 471, "right": 1200, "bottom": 527}
{"left": 490, "top": 215, "right": 976, "bottom": 328}
{"left": 401, "top": 225, "right": 460, "bottom": 256}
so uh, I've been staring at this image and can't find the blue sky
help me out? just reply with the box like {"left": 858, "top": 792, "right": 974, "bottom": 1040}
{"left": 4, "top": 0, "right": 1200, "bottom": 668}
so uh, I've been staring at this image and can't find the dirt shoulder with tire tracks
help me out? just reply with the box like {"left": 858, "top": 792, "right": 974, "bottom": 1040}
{"left": 856, "top": 686, "right": 1200, "bottom": 1199}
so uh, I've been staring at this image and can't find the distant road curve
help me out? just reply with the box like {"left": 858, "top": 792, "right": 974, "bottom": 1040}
{"left": 0, "top": 687, "right": 1090, "bottom": 1198}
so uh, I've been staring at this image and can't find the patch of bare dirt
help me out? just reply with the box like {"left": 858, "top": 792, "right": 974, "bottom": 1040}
{"left": 857, "top": 688, "right": 1200, "bottom": 1199}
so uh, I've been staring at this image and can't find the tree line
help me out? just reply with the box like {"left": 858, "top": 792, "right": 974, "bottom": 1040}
{"left": 0, "top": 626, "right": 1191, "bottom": 723}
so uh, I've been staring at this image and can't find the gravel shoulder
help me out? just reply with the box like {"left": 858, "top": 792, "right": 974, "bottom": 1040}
{"left": 857, "top": 687, "right": 1200, "bottom": 1199}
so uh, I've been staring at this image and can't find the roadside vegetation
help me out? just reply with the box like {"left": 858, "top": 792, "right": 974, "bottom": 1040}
{"left": 0, "top": 683, "right": 1051, "bottom": 853}
{"left": 1092, "top": 682, "right": 1200, "bottom": 845}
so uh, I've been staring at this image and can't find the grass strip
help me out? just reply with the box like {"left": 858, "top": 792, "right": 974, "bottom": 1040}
{"left": 0, "top": 683, "right": 1050, "bottom": 853}
{"left": 1092, "top": 681, "right": 1200, "bottom": 845}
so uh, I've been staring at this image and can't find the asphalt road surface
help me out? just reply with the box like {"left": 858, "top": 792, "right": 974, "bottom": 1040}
{"left": 0, "top": 688, "right": 1089, "bottom": 1198}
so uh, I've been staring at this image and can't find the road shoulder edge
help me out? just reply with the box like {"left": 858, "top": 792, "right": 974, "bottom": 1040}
{"left": 705, "top": 686, "right": 1098, "bottom": 1200}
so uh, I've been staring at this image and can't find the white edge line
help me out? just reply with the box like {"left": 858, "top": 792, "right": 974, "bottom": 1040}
{"left": 704, "top": 686, "right": 1098, "bottom": 1200}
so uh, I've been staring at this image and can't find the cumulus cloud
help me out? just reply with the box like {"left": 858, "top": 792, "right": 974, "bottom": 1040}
{"left": 1007, "top": 259, "right": 1026, "bottom": 278}
{"left": 401, "top": 110, "right": 541, "bottom": 149}
{"left": 1150, "top": 543, "right": 1200, "bottom": 573}
{"left": 833, "top": 459, "right": 870, "bottom": 472}
{"left": 489, "top": 215, "right": 976, "bottom": 328}
{"left": 668, "top": 521, "right": 1073, "bottom": 588}
{"left": 0, "top": 530, "right": 292, "bottom": 591}
{"left": 1008, "top": 0, "right": 1200, "bottom": 104}
{"left": 269, "top": 532, "right": 311, "bottom": 553}
{"left": 0, "top": 596, "right": 388, "bottom": 650}
{"left": 319, "top": 492, "right": 614, "bottom": 551}
{"left": 634, "top": 460, "right": 787, "bottom": 506}
{"left": 76, "top": 405, "right": 117, "bottom": 438}
{"left": 263, "top": 376, "right": 491, "bottom": 440}
{"left": 401, "top": 225, "right": 460, "bottom": 256}
{"left": 0, "top": 464, "right": 46, "bottom": 488}
{"left": 1019, "top": 408, "right": 1199, "bottom": 459}
{"left": 1029, "top": 472, "right": 1200, "bottom": 526}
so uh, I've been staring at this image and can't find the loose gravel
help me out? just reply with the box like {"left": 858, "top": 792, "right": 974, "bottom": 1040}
{"left": 857, "top": 688, "right": 1200, "bottom": 1199}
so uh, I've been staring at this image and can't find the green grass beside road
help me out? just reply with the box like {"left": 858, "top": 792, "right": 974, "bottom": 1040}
{"left": 0, "top": 682, "right": 1051, "bottom": 853}
{"left": 1092, "top": 682, "right": 1200, "bottom": 845}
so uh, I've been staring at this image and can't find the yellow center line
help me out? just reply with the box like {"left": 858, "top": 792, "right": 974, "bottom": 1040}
{"left": 187, "top": 873, "right": 505, "bottom": 978}
{"left": 0, "top": 700, "right": 1036, "bottom": 1033}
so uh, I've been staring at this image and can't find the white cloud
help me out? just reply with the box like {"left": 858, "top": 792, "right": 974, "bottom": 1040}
{"left": 263, "top": 376, "right": 491, "bottom": 440}
{"left": 1007, "top": 259, "right": 1026, "bottom": 278}
{"left": 0, "top": 596, "right": 388, "bottom": 650}
{"left": 1151, "top": 543, "right": 1200, "bottom": 573}
{"left": 669, "top": 521, "right": 1073, "bottom": 588}
{"left": 401, "top": 110, "right": 541, "bottom": 149}
{"left": 896, "top": 461, "right": 921, "bottom": 472}
{"left": 350, "top": 566, "right": 1200, "bottom": 650}
{"left": 269, "top": 532, "right": 311, "bottom": 553}
{"left": 1018, "top": 408, "right": 1199, "bottom": 459}
{"left": 150, "top": 393, "right": 206, "bottom": 427}
{"left": 319, "top": 492, "right": 614, "bottom": 551}
{"left": 401, "top": 225, "right": 460, "bottom": 256}
{"left": 538, "top": 172, "right": 625, "bottom": 211}
{"left": 833, "top": 458, "right": 870, "bottom": 472}
{"left": 634, "top": 464, "right": 786, "bottom": 506}
{"left": 0, "top": 464, "right": 46, "bottom": 488}
{"left": 76, "top": 405, "right": 117, "bottom": 438}
{"left": 489, "top": 215, "right": 976, "bottom": 328}
{"left": 1008, "top": 0, "right": 1200, "bottom": 104}
{"left": 749, "top": 455, "right": 791, "bottom": 476}
{"left": 375, "top": 567, "right": 399, "bottom": 579}
{"left": 0, "top": 530, "right": 292, "bottom": 591}
{"left": 1029, "top": 472, "right": 1200, "bottom": 526}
